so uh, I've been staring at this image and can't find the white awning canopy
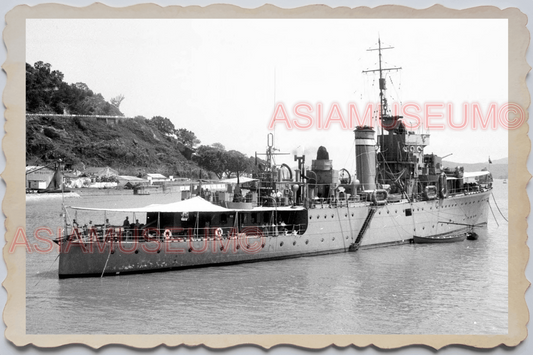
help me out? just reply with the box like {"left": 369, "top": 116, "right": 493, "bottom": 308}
{"left": 463, "top": 171, "right": 492, "bottom": 183}
{"left": 69, "top": 196, "right": 231, "bottom": 213}
{"left": 69, "top": 196, "right": 306, "bottom": 213}
{"left": 463, "top": 171, "right": 491, "bottom": 178}
{"left": 218, "top": 177, "right": 258, "bottom": 184}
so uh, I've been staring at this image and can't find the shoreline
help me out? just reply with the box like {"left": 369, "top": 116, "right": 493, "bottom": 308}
{"left": 25, "top": 187, "right": 179, "bottom": 200}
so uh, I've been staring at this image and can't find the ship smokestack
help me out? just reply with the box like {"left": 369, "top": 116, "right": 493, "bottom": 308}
{"left": 354, "top": 126, "right": 376, "bottom": 190}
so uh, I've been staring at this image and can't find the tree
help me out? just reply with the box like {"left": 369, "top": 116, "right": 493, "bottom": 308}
{"left": 26, "top": 61, "right": 124, "bottom": 116}
{"left": 150, "top": 116, "right": 175, "bottom": 135}
{"left": 110, "top": 94, "right": 125, "bottom": 108}
{"left": 176, "top": 128, "right": 201, "bottom": 148}
{"left": 74, "top": 82, "right": 91, "bottom": 93}
{"left": 193, "top": 145, "right": 226, "bottom": 179}
{"left": 26, "top": 62, "right": 65, "bottom": 113}
{"left": 211, "top": 142, "right": 226, "bottom": 151}
{"left": 78, "top": 94, "right": 122, "bottom": 116}
{"left": 223, "top": 150, "right": 251, "bottom": 178}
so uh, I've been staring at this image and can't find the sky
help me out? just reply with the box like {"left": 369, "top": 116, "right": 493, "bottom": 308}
{"left": 26, "top": 18, "right": 509, "bottom": 173}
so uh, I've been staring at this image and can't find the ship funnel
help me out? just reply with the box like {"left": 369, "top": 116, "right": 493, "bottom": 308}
{"left": 354, "top": 126, "right": 376, "bottom": 190}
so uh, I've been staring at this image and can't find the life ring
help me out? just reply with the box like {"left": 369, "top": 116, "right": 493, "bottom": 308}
{"left": 438, "top": 173, "right": 448, "bottom": 199}
{"left": 164, "top": 229, "right": 172, "bottom": 239}
{"left": 371, "top": 189, "right": 388, "bottom": 205}
{"left": 215, "top": 228, "right": 223, "bottom": 238}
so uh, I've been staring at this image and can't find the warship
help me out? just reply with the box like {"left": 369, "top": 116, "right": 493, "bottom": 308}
{"left": 56, "top": 39, "right": 492, "bottom": 278}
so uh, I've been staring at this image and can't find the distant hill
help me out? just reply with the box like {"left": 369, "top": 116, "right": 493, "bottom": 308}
{"left": 490, "top": 157, "right": 508, "bottom": 165}
{"left": 442, "top": 159, "right": 508, "bottom": 179}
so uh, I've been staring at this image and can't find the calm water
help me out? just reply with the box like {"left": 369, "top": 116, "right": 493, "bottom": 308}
{"left": 25, "top": 181, "right": 508, "bottom": 334}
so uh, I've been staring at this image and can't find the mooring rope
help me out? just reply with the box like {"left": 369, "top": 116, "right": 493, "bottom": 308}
{"left": 34, "top": 253, "right": 60, "bottom": 287}
{"left": 491, "top": 192, "right": 508, "bottom": 222}
{"left": 489, "top": 202, "right": 500, "bottom": 227}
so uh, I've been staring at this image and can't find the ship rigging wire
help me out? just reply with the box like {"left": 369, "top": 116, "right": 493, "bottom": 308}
{"left": 383, "top": 205, "right": 413, "bottom": 239}
{"left": 335, "top": 206, "right": 347, "bottom": 250}
{"left": 34, "top": 254, "right": 60, "bottom": 287}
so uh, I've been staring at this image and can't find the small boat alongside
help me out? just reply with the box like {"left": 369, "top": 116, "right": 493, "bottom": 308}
{"left": 413, "top": 233, "right": 467, "bottom": 244}
{"left": 466, "top": 232, "right": 479, "bottom": 240}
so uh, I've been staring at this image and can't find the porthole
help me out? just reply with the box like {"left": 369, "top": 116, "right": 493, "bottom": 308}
{"left": 331, "top": 214, "right": 334, "bottom": 218}
{"left": 135, "top": 250, "right": 139, "bottom": 254}
{"left": 321, "top": 238, "right": 324, "bottom": 242}
{"left": 280, "top": 242, "right": 284, "bottom": 247}
{"left": 309, "top": 216, "right": 312, "bottom": 220}
{"left": 305, "top": 240, "right": 309, "bottom": 244}
{"left": 293, "top": 241, "right": 296, "bottom": 246}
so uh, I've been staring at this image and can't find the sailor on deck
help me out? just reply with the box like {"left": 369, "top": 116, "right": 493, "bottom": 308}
{"left": 123, "top": 216, "right": 130, "bottom": 236}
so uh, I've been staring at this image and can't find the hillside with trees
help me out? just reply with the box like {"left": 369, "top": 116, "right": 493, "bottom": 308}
{"left": 26, "top": 61, "right": 123, "bottom": 116}
{"left": 26, "top": 61, "right": 258, "bottom": 179}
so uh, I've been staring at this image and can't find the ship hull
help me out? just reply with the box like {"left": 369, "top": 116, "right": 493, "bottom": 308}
{"left": 58, "top": 190, "right": 490, "bottom": 278}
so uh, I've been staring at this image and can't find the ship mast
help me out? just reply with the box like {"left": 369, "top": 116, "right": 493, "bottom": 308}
{"left": 362, "top": 37, "right": 401, "bottom": 150}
